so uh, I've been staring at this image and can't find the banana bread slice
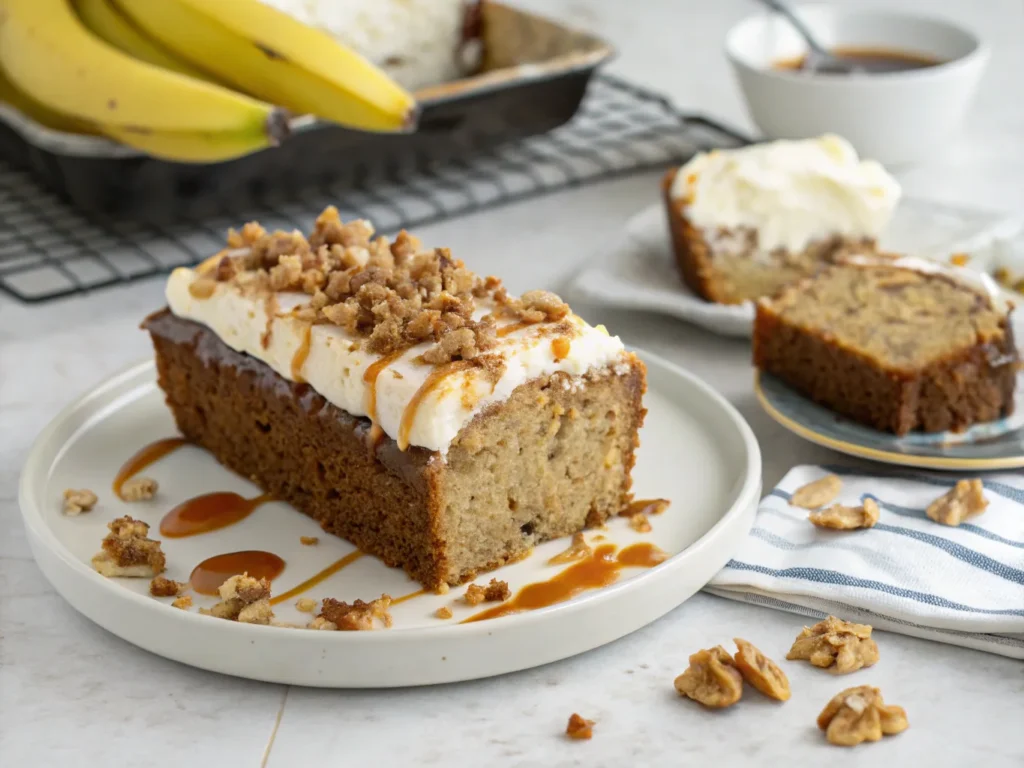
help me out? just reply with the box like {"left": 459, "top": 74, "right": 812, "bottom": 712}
{"left": 753, "top": 257, "right": 1018, "bottom": 435}
{"left": 145, "top": 208, "right": 646, "bottom": 588}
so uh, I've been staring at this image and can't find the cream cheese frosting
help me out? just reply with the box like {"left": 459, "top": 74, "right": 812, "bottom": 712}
{"left": 165, "top": 267, "right": 628, "bottom": 455}
{"left": 671, "top": 134, "right": 901, "bottom": 253}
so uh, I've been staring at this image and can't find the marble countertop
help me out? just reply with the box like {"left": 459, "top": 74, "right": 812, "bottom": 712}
{"left": 2, "top": 1, "right": 1022, "bottom": 765}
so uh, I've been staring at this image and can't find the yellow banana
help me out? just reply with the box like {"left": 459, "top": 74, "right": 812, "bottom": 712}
{"left": 0, "top": 0, "right": 289, "bottom": 139}
{"left": 101, "top": 125, "right": 279, "bottom": 163}
{"left": 71, "top": 0, "right": 211, "bottom": 81}
{"left": 0, "top": 67, "right": 96, "bottom": 135}
{"left": 111, "top": 0, "right": 418, "bottom": 133}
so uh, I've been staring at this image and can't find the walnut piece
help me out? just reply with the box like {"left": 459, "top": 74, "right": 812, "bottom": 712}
{"left": 566, "top": 713, "right": 595, "bottom": 740}
{"left": 926, "top": 479, "right": 988, "bottom": 526}
{"left": 787, "top": 616, "right": 879, "bottom": 674}
{"left": 464, "top": 578, "right": 510, "bottom": 605}
{"left": 63, "top": 488, "right": 97, "bottom": 515}
{"left": 299, "top": 536, "right": 319, "bottom": 546}
{"left": 316, "top": 594, "right": 393, "bottom": 631}
{"left": 817, "top": 686, "right": 909, "bottom": 747}
{"left": 149, "top": 576, "right": 187, "bottom": 597}
{"left": 673, "top": 646, "right": 743, "bottom": 708}
{"left": 732, "top": 638, "right": 790, "bottom": 701}
{"left": 549, "top": 532, "right": 591, "bottom": 565}
{"left": 627, "top": 513, "right": 652, "bottom": 533}
{"left": 790, "top": 474, "right": 842, "bottom": 509}
{"left": 435, "top": 606, "right": 453, "bottom": 620}
{"left": 91, "top": 516, "right": 166, "bottom": 578}
{"left": 120, "top": 476, "right": 158, "bottom": 502}
{"left": 295, "top": 597, "right": 317, "bottom": 613}
{"left": 171, "top": 595, "right": 193, "bottom": 610}
{"left": 202, "top": 573, "right": 273, "bottom": 625}
{"left": 809, "top": 498, "right": 879, "bottom": 530}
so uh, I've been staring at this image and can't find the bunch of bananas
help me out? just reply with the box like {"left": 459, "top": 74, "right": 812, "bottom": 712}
{"left": 0, "top": 0, "right": 418, "bottom": 163}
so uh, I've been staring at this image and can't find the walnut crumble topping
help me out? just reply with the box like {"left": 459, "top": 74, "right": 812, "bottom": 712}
{"left": 809, "top": 498, "right": 879, "bottom": 530}
{"left": 732, "top": 638, "right": 790, "bottom": 701}
{"left": 149, "top": 576, "right": 187, "bottom": 597}
{"left": 201, "top": 573, "right": 273, "bottom": 625}
{"left": 566, "top": 713, "right": 595, "bottom": 740}
{"left": 91, "top": 516, "right": 166, "bottom": 578}
{"left": 926, "top": 479, "right": 988, "bottom": 526}
{"left": 435, "top": 606, "right": 453, "bottom": 620}
{"left": 817, "top": 686, "right": 909, "bottom": 747}
{"left": 206, "top": 207, "right": 572, "bottom": 366}
{"left": 299, "top": 536, "right": 319, "bottom": 546}
{"left": 313, "top": 594, "right": 393, "bottom": 631}
{"left": 790, "top": 474, "right": 842, "bottom": 509}
{"left": 295, "top": 597, "right": 317, "bottom": 613}
{"left": 549, "top": 532, "right": 591, "bottom": 565}
{"left": 172, "top": 595, "right": 193, "bottom": 610}
{"left": 463, "top": 579, "right": 510, "bottom": 605}
{"left": 63, "top": 488, "right": 97, "bottom": 515}
{"left": 787, "top": 616, "right": 879, "bottom": 674}
{"left": 120, "top": 476, "right": 158, "bottom": 501}
{"left": 673, "top": 646, "right": 743, "bottom": 708}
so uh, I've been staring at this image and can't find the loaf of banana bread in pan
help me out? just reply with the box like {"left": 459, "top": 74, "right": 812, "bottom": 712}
{"left": 145, "top": 209, "right": 646, "bottom": 588}
{"left": 663, "top": 135, "right": 900, "bottom": 304}
{"left": 754, "top": 257, "right": 1018, "bottom": 435}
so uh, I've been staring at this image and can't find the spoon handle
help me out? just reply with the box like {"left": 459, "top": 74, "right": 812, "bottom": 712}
{"left": 756, "top": 0, "right": 830, "bottom": 56}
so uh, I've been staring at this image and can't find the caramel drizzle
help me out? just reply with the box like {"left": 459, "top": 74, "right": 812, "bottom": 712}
{"left": 269, "top": 551, "right": 364, "bottom": 605}
{"left": 291, "top": 324, "right": 313, "bottom": 382}
{"left": 260, "top": 294, "right": 277, "bottom": 349}
{"left": 391, "top": 588, "right": 426, "bottom": 605}
{"left": 462, "top": 542, "right": 667, "bottom": 623}
{"left": 398, "top": 360, "right": 475, "bottom": 450}
{"left": 622, "top": 498, "right": 671, "bottom": 517}
{"left": 112, "top": 437, "right": 188, "bottom": 499}
{"left": 496, "top": 319, "right": 539, "bottom": 338}
{"left": 363, "top": 350, "right": 405, "bottom": 424}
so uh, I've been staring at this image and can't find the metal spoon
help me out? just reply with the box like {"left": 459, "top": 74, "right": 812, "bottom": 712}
{"left": 755, "top": 0, "right": 863, "bottom": 75}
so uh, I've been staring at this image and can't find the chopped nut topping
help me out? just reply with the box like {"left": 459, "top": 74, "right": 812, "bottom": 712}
{"left": 299, "top": 536, "right": 319, "bottom": 546}
{"left": 549, "top": 532, "right": 591, "bottom": 565}
{"left": 433, "top": 582, "right": 450, "bottom": 595}
{"left": 809, "top": 498, "right": 879, "bottom": 530}
{"left": 295, "top": 597, "right": 317, "bottom": 613}
{"left": 787, "top": 616, "right": 879, "bottom": 674}
{"left": 673, "top": 646, "right": 743, "bottom": 708}
{"left": 91, "top": 516, "right": 166, "bottom": 578}
{"left": 120, "top": 476, "right": 158, "bottom": 502}
{"left": 171, "top": 595, "right": 193, "bottom": 610}
{"left": 790, "top": 474, "right": 842, "bottom": 509}
{"left": 316, "top": 594, "right": 393, "bottom": 631}
{"left": 926, "top": 479, "right": 988, "bottom": 526}
{"left": 435, "top": 606, "right": 453, "bottom": 620}
{"left": 627, "top": 513, "right": 652, "bottom": 533}
{"left": 306, "top": 616, "right": 338, "bottom": 631}
{"left": 149, "top": 576, "right": 187, "bottom": 597}
{"left": 817, "top": 686, "right": 909, "bottom": 747}
{"left": 566, "top": 713, "right": 595, "bottom": 740}
{"left": 203, "top": 573, "right": 274, "bottom": 625}
{"left": 464, "top": 578, "right": 510, "bottom": 605}
{"left": 63, "top": 488, "right": 97, "bottom": 515}
{"left": 732, "top": 638, "right": 790, "bottom": 701}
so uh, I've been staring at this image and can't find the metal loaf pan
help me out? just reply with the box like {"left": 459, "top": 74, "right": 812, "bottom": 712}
{"left": 0, "top": 2, "right": 614, "bottom": 226}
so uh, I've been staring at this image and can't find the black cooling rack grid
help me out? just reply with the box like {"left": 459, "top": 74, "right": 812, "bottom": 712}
{"left": 0, "top": 75, "right": 750, "bottom": 303}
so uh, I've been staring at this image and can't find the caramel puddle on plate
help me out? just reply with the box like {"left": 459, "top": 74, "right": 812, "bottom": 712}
{"left": 159, "top": 492, "right": 274, "bottom": 538}
{"left": 269, "top": 551, "right": 364, "bottom": 606}
{"left": 190, "top": 550, "right": 286, "bottom": 596}
{"left": 462, "top": 542, "right": 668, "bottom": 623}
{"left": 112, "top": 436, "right": 188, "bottom": 499}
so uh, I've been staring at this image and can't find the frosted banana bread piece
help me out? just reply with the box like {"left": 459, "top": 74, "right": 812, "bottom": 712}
{"left": 754, "top": 257, "right": 1018, "bottom": 435}
{"left": 664, "top": 135, "right": 900, "bottom": 304}
{"left": 144, "top": 208, "right": 646, "bottom": 588}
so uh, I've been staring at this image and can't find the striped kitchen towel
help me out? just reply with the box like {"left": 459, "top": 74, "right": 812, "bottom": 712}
{"left": 706, "top": 465, "right": 1024, "bottom": 659}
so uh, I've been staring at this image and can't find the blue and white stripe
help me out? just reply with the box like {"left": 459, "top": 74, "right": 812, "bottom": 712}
{"left": 708, "top": 465, "right": 1024, "bottom": 659}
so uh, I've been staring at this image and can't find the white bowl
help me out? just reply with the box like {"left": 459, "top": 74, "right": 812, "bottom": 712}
{"left": 725, "top": 4, "right": 989, "bottom": 166}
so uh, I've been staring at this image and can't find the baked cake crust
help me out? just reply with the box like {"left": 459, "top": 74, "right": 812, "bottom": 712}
{"left": 753, "top": 261, "right": 1018, "bottom": 435}
{"left": 144, "top": 310, "right": 645, "bottom": 588}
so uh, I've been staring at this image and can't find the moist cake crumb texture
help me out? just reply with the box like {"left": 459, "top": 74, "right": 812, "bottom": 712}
{"left": 754, "top": 259, "right": 1018, "bottom": 435}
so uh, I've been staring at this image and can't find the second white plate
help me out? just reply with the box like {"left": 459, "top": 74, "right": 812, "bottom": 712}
{"left": 19, "top": 350, "right": 761, "bottom": 688}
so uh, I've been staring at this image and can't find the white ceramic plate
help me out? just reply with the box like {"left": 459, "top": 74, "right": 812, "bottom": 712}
{"left": 568, "top": 199, "right": 1023, "bottom": 338}
{"left": 19, "top": 350, "right": 761, "bottom": 688}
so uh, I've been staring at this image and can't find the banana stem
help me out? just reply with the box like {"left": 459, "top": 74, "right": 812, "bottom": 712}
{"left": 265, "top": 107, "right": 291, "bottom": 145}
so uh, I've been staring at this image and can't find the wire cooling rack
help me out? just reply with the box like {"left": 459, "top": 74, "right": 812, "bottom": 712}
{"left": 0, "top": 74, "right": 750, "bottom": 303}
